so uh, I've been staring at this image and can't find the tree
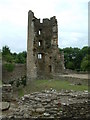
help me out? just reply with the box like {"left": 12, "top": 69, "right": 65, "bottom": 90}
{"left": 81, "top": 55, "right": 90, "bottom": 71}
{"left": 66, "top": 61, "right": 75, "bottom": 70}
{"left": 81, "top": 46, "right": 89, "bottom": 57}
{"left": 2, "top": 46, "right": 13, "bottom": 63}
{"left": 4, "top": 54, "right": 13, "bottom": 63}
{"left": 15, "top": 51, "right": 27, "bottom": 63}
{"left": 2, "top": 46, "right": 11, "bottom": 56}
{"left": 2, "top": 46, "right": 27, "bottom": 64}
{"left": 63, "top": 47, "right": 80, "bottom": 70}
{"left": 60, "top": 46, "right": 89, "bottom": 71}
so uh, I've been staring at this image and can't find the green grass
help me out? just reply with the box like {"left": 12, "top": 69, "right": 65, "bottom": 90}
{"left": 18, "top": 79, "right": 88, "bottom": 97}
{"left": 18, "top": 88, "right": 24, "bottom": 97}
{"left": 33, "top": 79, "right": 88, "bottom": 91}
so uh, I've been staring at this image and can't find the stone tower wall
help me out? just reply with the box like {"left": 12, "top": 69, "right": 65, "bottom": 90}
{"left": 27, "top": 10, "right": 64, "bottom": 80}
{"left": 27, "top": 11, "right": 37, "bottom": 81}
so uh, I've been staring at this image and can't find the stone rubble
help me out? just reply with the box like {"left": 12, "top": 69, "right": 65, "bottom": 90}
{"left": 2, "top": 89, "right": 90, "bottom": 119}
{"left": 2, "top": 84, "right": 13, "bottom": 102}
{"left": 1, "top": 102, "right": 10, "bottom": 111}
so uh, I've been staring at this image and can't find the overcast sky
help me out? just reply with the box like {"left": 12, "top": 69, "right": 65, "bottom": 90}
{"left": 0, "top": 0, "right": 88, "bottom": 53}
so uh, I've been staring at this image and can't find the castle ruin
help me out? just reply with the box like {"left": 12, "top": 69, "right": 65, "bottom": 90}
{"left": 27, "top": 10, "right": 64, "bottom": 80}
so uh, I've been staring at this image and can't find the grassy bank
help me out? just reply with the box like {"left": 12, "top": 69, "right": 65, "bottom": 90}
{"left": 18, "top": 79, "right": 88, "bottom": 97}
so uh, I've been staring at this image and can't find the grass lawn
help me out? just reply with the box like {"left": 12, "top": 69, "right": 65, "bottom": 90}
{"left": 18, "top": 79, "right": 88, "bottom": 97}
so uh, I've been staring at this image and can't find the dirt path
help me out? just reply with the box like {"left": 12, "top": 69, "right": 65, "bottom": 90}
{"left": 60, "top": 74, "right": 88, "bottom": 79}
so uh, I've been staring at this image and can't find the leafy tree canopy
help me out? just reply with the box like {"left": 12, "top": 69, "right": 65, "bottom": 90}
{"left": 2, "top": 46, "right": 27, "bottom": 64}
{"left": 2, "top": 45, "right": 89, "bottom": 71}
{"left": 59, "top": 46, "right": 89, "bottom": 71}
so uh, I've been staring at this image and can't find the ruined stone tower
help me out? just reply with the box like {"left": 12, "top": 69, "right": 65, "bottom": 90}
{"left": 27, "top": 10, "right": 64, "bottom": 80}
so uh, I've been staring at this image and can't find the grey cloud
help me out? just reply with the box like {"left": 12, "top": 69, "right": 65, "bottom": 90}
{"left": 0, "top": 0, "right": 88, "bottom": 52}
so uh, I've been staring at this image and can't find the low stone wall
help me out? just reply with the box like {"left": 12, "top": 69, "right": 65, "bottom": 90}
{"left": 2, "top": 63, "right": 88, "bottom": 86}
{"left": 2, "top": 84, "right": 13, "bottom": 102}
{"left": 2, "top": 64, "right": 26, "bottom": 84}
{"left": 64, "top": 69, "right": 88, "bottom": 74}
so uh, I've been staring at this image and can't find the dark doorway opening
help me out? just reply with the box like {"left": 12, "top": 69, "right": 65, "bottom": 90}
{"left": 49, "top": 65, "right": 52, "bottom": 73}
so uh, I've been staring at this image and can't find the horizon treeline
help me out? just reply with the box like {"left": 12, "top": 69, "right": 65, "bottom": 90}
{"left": 1, "top": 45, "right": 90, "bottom": 71}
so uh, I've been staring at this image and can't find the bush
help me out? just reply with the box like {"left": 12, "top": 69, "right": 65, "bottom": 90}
{"left": 4, "top": 63, "right": 15, "bottom": 72}
{"left": 16, "top": 76, "right": 26, "bottom": 88}
{"left": 16, "top": 80, "right": 21, "bottom": 87}
{"left": 21, "top": 76, "right": 27, "bottom": 86}
{"left": 9, "top": 80, "right": 14, "bottom": 85}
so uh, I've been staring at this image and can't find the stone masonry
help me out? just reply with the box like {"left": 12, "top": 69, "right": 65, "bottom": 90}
{"left": 27, "top": 10, "right": 64, "bottom": 80}
{"left": 2, "top": 84, "right": 13, "bottom": 102}
{"left": 2, "top": 89, "right": 90, "bottom": 119}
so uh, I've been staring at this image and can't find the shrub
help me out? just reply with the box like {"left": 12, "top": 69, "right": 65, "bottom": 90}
{"left": 21, "top": 76, "right": 26, "bottom": 86}
{"left": 4, "top": 63, "right": 15, "bottom": 72}
{"left": 16, "top": 76, "right": 26, "bottom": 88}
{"left": 9, "top": 80, "right": 14, "bottom": 85}
{"left": 16, "top": 80, "right": 21, "bottom": 87}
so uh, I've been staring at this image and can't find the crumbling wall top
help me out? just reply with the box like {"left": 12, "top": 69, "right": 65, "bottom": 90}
{"left": 28, "top": 10, "right": 57, "bottom": 25}
{"left": 28, "top": 10, "right": 34, "bottom": 17}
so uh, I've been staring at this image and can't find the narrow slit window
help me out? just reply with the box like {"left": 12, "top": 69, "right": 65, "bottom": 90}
{"left": 39, "top": 40, "right": 42, "bottom": 46}
{"left": 38, "top": 53, "right": 42, "bottom": 59}
{"left": 39, "top": 29, "right": 42, "bottom": 35}
{"left": 39, "top": 30, "right": 41, "bottom": 35}
{"left": 39, "top": 41, "right": 41, "bottom": 46}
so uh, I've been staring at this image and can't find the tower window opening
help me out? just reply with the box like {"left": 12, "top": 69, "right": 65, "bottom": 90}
{"left": 39, "top": 41, "right": 41, "bottom": 46}
{"left": 39, "top": 30, "right": 41, "bottom": 35}
{"left": 39, "top": 29, "right": 41, "bottom": 35}
{"left": 40, "top": 19, "right": 43, "bottom": 23}
{"left": 38, "top": 53, "right": 42, "bottom": 59}
{"left": 39, "top": 40, "right": 42, "bottom": 46}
